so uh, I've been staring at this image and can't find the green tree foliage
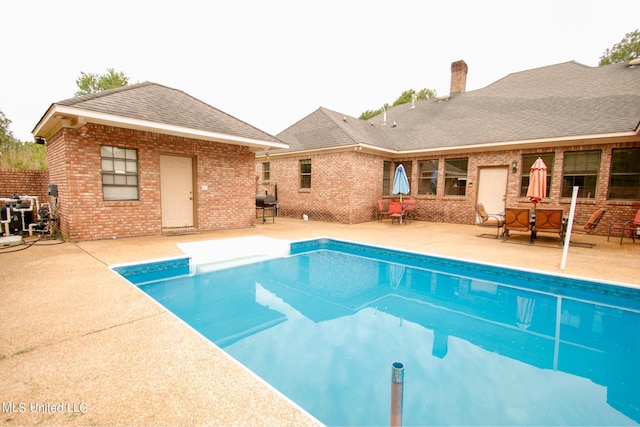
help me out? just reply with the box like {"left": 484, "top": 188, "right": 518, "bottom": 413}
{"left": 359, "top": 88, "right": 437, "bottom": 121}
{"left": 75, "top": 68, "right": 130, "bottom": 96}
{"left": 0, "top": 110, "right": 47, "bottom": 170}
{"left": 0, "top": 110, "right": 15, "bottom": 147}
{"left": 599, "top": 29, "right": 640, "bottom": 65}
{"left": 360, "top": 103, "right": 391, "bottom": 121}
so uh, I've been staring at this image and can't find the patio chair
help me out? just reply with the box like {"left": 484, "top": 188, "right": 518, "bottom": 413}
{"left": 608, "top": 208, "right": 640, "bottom": 245}
{"left": 533, "top": 208, "right": 564, "bottom": 245}
{"left": 377, "top": 200, "right": 391, "bottom": 221}
{"left": 572, "top": 208, "right": 606, "bottom": 235}
{"left": 389, "top": 202, "right": 406, "bottom": 224}
{"left": 502, "top": 208, "right": 531, "bottom": 243}
{"left": 476, "top": 203, "right": 504, "bottom": 238}
{"left": 402, "top": 199, "right": 417, "bottom": 223}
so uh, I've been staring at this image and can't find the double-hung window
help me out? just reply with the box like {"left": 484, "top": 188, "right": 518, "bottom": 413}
{"left": 101, "top": 145, "right": 139, "bottom": 201}
{"left": 608, "top": 148, "right": 640, "bottom": 200}
{"left": 418, "top": 160, "right": 438, "bottom": 195}
{"left": 562, "top": 151, "right": 600, "bottom": 198}
{"left": 396, "top": 161, "right": 412, "bottom": 191}
{"left": 520, "top": 153, "right": 554, "bottom": 197}
{"left": 300, "top": 159, "right": 311, "bottom": 189}
{"left": 262, "top": 162, "right": 270, "bottom": 181}
{"left": 382, "top": 161, "right": 392, "bottom": 196}
{"left": 444, "top": 158, "right": 468, "bottom": 196}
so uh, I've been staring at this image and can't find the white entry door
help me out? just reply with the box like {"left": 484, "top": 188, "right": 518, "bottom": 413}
{"left": 476, "top": 166, "right": 509, "bottom": 216}
{"left": 160, "top": 155, "right": 194, "bottom": 228}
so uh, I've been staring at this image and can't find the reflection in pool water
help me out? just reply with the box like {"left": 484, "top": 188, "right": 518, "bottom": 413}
{"left": 118, "top": 239, "right": 640, "bottom": 426}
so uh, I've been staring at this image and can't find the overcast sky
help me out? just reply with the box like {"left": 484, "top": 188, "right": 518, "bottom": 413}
{"left": 2, "top": 0, "right": 639, "bottom": 142}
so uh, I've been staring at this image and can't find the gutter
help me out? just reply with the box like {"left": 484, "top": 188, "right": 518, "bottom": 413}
{"left": 259, "top": 129, "right": 639, "bottom": 159}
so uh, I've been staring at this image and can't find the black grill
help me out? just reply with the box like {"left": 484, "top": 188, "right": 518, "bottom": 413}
{"left": 256, "top": 194, "right": 277, "bottom": 223}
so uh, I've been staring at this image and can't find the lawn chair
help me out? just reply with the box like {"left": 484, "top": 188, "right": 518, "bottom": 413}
{"left": 502, "top": 208, "right": 531, "bottom": 243}
{"left": 476, "top": 203, "right": 504, "bottom": 238}
{"left": 377, "top": 200, "right": 391, "bottom": 221}
{"left": 570, "top": 208, "right": 606, "bottom": 248}
{"left": 608, "top": 208, "right": 640, "bottom": 245}
{"left": 533, "top": 208, "right": 564, "bottom": 245}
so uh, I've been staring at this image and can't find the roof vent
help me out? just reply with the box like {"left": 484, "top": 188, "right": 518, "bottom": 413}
{"left": 629, "top": 58, "right": 640, "bottom": 67}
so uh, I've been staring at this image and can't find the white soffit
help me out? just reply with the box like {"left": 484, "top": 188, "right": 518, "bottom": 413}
{"left": 33, "top": 105, "right": 288, "bottom": 150}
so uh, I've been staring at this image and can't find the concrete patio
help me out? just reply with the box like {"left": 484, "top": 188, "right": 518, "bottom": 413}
{"left": 1, "top": 218, "right": 638, "bottom": 426}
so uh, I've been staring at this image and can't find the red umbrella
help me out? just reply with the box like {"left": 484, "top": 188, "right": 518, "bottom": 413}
{"left": 526, "top": 157, "right": 547, "bottom": 205}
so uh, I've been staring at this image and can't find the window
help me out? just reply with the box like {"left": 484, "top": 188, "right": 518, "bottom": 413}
{"left": 562, "top": 151, "right": 600, "bottom": 198}
{"left": 300, "top": 159, "right": 311, "bottom": 189}
{"left": 382, "top": 161, "right": 392, "bottom": 196}
{"left": 609, "top": 148, "right": 640, "bottom": 200}
{"left": 418, "top": 160, "right": 438, "bottom": 195}
{"left": 262, "top": 162, "right": 270, "bottom": 181}
{"left": 101, "top": 145, "right": 139, "bottom": 201}
{"left": 396, "top": 161, "right": 412, "bottom": 191}
{"left": 444, "top": 158, "right": 468, "bottom": 196}
{"left": 520, "top": 153, "right": 554, "bottom": 197}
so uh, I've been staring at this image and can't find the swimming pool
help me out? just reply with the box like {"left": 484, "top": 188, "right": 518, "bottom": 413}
{"left": 112, "top": 238, "right": 640, "bottom": 426}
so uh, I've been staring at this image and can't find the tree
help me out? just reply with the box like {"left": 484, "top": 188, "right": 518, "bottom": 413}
{"left": 0, "top": 109, "right": 16, "bottom": 147}
{"left": 75, "top": 68, "right": 130, "bottom": 96}
{"left": 359, "top": 103, "right": 390, "bottom": 121}
{"left": 0, "top": 109, "right": 47, "bottom": 169}
{"left": 599, "top": 29, "right": 640, "bottom": 65}
{"left": 359, "top": 87, "right": 437, "bottom": 121}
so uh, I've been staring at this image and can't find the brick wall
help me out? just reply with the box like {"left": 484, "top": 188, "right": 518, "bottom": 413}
{"left": 0, "top": 169, "right": 49, "bottom": 201}
{"left": 257, "top": 151, "right": 382, "bottom": 223}
{"left": 47, "top": 124, "right": 256, "bottom": 241}
{"left": 256, "top": 140, "right": 640, "bottom": 236}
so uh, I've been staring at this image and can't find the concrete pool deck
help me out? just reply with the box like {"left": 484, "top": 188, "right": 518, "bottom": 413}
{"left": 1, "top": 218, "right": 638, "bottom": 426}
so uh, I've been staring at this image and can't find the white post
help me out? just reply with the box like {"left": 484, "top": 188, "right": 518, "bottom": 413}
{"left": 560, "top": 186, "right": 579, "bottom": 270}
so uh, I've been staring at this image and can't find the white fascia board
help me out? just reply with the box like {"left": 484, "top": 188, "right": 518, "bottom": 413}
{"left": 398, "top": 131, "right": 640, "bottom": 156}
{"left": 257, "top": 129, "right": 639, "bottom": 159}
{"left": 258, "top": 143, "right": 396, "bottom": 159}
{"left": 35, "top": 105, "right": 288, "bottom": 150}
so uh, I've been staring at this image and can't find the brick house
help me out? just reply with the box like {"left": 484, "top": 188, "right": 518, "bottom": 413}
{"left": 32, "top": 82, "right": 287, "bottom": 241}
{"left": 256, "top": 60, "right": 640, "bottom": 234}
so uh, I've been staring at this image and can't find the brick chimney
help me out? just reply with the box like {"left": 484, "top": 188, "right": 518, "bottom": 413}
{"left": 450, "top": 60, "right": 468, "bottom": 94}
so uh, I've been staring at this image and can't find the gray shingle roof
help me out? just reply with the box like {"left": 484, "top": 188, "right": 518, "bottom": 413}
{"left": 56, "top": 82, "right": 281, "bottom": 143}
{"left": 276, "top": 61, "right": 640, "bottom": 153}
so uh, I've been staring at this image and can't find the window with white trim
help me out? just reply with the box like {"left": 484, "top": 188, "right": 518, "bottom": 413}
{"left": 101, "top": 145, "right": 139, "bottom": 201}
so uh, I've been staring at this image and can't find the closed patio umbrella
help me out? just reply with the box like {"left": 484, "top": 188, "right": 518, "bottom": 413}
{"left": 526, "top": 157, "right": 547, "bottom": 205}
{"left": 393, "top": 164, "right": 410, "bottom": 202}
{"left": 392, "top": 164, "right": 410, "bottom": 223}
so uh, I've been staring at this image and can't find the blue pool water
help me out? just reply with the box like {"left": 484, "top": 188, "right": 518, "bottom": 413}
{"left": 113, "top": 238, "right": 640, "bottom": 426}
